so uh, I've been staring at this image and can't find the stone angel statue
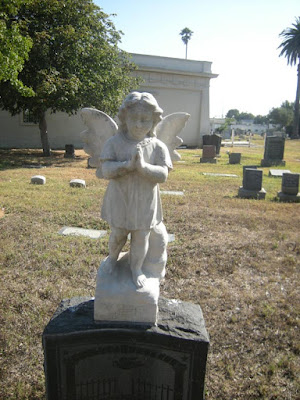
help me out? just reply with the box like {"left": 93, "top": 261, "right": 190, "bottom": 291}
{"left": 81, "top": 92, "right": 189, "bottom": 324}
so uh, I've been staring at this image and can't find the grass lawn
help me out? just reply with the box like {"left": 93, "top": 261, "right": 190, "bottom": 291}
{"left": 0, "top": 137, "right": 299, "bottom": 399}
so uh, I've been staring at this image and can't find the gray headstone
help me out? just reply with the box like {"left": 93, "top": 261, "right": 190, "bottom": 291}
{"left": 269, "top": 169, "right": 291, "bottom": 177}
{"left": 70, "top": 179, "right": 86, "bottom": 188}
{"left": 43, "top": 296, "right": 209, "bottom": 400}
{"left": 203, "top": 173, "right": 238, "bottom": 177}
{"left": 281, "top": 173, "right": 299, "bottom": 195}
{"left": 160, "top": 190, "right": 184, "bottom": 196}
{"left": 229, "top": 152, "right": 241, "bottom": 164}
{"left": 261, "top": 136, "right": 285, "bottom": 166}
{"left": 31, "top": 175, "right": 46, "bottom": 184}
{"left": 59, "top": 226, "right": 107, "bottom": 239}
{"left": 64, "top": 144, "right": 75, "bottom": 158}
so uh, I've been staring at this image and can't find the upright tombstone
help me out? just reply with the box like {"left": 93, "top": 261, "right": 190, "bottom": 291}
{"left": 238, "top": 168, "right": 266, "bottom": 199}
{"left": 202, "top": 133, "right": 222, "bottom": 155}
{"left": 229, "top": 152, "right": 241, "bottom": 164}
{"left": 261, "top": 136, "right": 285, "bottom": 167}
{"left": 277, "top": 173, "right": 300, "bottom": 202}
{"left": 200, "top": 145, "right": 217, "bottom": 163}
{"left": 242, "top": 165, "right": 257, "bottom": 188}
{"left": 64, "top": 144, "right": 75, "bottom": 158}
{"left": 44, "top": 93, "right": 209, "bottom": 400}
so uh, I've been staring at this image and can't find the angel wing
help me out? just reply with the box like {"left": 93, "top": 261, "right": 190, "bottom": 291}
{"left": 155, "top": 112, "right": 190, "bottom": 161}
{"left": 80, "top": 108, "right": 118, "bottom": 176}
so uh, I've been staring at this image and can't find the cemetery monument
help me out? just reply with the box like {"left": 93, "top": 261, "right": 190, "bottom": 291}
{"left": 200, "top": 145, "right": 217, "bottom": 163}
{"left": 277, "top": 172, "right": 300, "bottom": 202}
{"left": 238, "top": 167, "right": 266, "bottom": 199}
{"left": 261, "top": 135, "right": 285, "bottom": 167}
{"left": 43, "top": 92, "right": 210, "bottom": 399}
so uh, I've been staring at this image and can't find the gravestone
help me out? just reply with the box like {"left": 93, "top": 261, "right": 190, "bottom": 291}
{"left": 261, "top": 136, "right": 285, "bottom": 166}
{"left": 238, "top": 168, "right": 266, "bottom": 199}
{"left": 70, "top": 179, "right": 86, "bottom": 188}
{"left": 269, "top": 169, "right": 291, "bottom": 177}
{"left": 31, "top": 175, "right": 46, "bottom": 184}
{"left": 64, "top": 144, "right": 75, "bottom": 158}
{"left": 277, "top": 173, "right": 300, "bottom": 202}
{"left": 242, "top": 165, "right": 257, "bottom": 188}
{"left": 43, "top": 297, "right": 209, "bottom": 400}
{"left": 200, "top": 145, "right": 217, "bottom": 163}
{"left": 229, "top": 152, "right": 241, "bottom": 164}
{"left": 59, "top": 226, "right": 107, "bottom": 239}
{"left": 202, "top": 133, "right": 222, "bottom": 155}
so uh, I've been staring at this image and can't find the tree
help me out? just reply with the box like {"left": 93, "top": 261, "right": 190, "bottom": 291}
{"left": 253, "top": 115, "right": 269, "bottom": 125}
{"left": 0, "top": 0, "right": 34, "bottom": 96}
{"left": 268, "top": 101, "right": 294, "bottom": 135}
{"left": 226, "top": 109, "right": 240, "bottom": 120}
{"left": 278, "top": 17, "right": 300, "bottom": 138}
{"left": 180, "top": 27, "right": 193, "bottom": 59}
{"left": 0, "top": 0, "right": 140, "bottom": 156}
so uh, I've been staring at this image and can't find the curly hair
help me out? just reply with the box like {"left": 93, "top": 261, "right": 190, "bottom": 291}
{"left": 117, "top": 92, "right": 163, "bottom": 137}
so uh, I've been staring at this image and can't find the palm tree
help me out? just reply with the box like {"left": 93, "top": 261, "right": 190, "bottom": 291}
{"left": 278, "top": 17, "right": 300, "bottom": 138}
{"left": 180, "top": 28, "right": 193, "bottom": 59}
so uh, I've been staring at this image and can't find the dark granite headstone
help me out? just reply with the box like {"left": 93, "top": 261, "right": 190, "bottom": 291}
{"left": 229, "top": 153, "right": 241, "bottom": 164}
{"left": 282, "top": 173, "right": 299, "bottom": 195}
{"left": 243, "top": 169, "right": 263, "bottom": 191}
{"left": 64, "top": 144, "right": 75, "bottom": 158}
{"left": 200, "top": 145, "right": 217, "bottom": 163}
{"left": 238, "top": 168, "right": 266, "bottom": 199}
{"left": 43, "top": 297, "right": 209, "bottom": 400}
{"left": 202, "top": 134, "right": 222, "bottom": 155}
{"left": 277, "top": 173, "right": 300, "bottom": 202}
{"left": 242, "top": 166, "right": 257, "bottom": 188}
{"left": 261, "top": 136, "right": 285, "bottom": 166}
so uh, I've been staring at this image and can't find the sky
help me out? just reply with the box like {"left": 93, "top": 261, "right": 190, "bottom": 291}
{"left": 94, "top": 0, "right": 299, "bottom": 118}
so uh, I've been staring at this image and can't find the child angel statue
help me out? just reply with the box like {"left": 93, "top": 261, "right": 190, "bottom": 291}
{"left": 81, "top": 92, "right": 189, "bottom": 289}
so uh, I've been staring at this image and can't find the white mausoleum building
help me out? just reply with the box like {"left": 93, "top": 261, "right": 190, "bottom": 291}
{"left": 0, "top": 53, "right": 217, "bottom": 149}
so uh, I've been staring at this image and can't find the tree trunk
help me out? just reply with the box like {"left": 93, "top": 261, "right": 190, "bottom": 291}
{"left": 293, "top": 60, "right": 300, "bottom": 139}
{"left": 39, "top": 111, "right": 51, "bottom": 156}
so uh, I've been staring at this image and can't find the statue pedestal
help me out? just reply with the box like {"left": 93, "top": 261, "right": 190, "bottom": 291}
{"left": 94, "top": 253, "right": 159, "bottom": 325}
{"left": 43, "top": 296, "right": 209, "bottom": 400}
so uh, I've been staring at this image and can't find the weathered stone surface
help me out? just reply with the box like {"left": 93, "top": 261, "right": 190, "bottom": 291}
{"left": 160, "top": 190, "right": 184, "bottom": 196}
{"left": 31, "top": 175, "right": 46, "bottom": 184}
{"left": 269, "top": 169, "right": 291, "bottom": 177}
{"left": 43, "top": 296, "right": 209, "bottom": 400}
{"left": 202, "top": 145, "right": 216, "bottom": 158}
{"left": 69, "top": 179, "right": 86, "bottom": 188}
{"left": 203, "top": 172, "right": 238, "bottom": 177}
{"left": 243, "top": 168, "right": 263, "bottom": 191}
{"left": 281, "top": 173, "right": 299, "bottom": 195}
{"left": 94, "top": 253, "right": 159, "bottom": 325}
{"left": 277, "top": 191, "right": 300, "bottom": 202}
{"left": 238, "top": 187, "right": 266, "bottom": 200}
{"left": 59, "top": 226, "right": 107, "bottom": 239}
{"left": 229, "top": 152, "right": 241, "bottom": 164}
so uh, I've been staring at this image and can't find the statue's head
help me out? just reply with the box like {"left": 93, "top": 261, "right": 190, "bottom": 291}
{"left": 118, "top": 92, "right": 163, "bottom": 138}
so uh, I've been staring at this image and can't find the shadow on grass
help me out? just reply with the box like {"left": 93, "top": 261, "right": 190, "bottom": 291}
{"left": 0, "top": 149, "right": 86, "bottom": 170}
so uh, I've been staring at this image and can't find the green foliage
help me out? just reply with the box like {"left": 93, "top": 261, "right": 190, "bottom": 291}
{"left": 268, "top": 101, "right": 294, "bottom": 133}
{"left": 253, "top": 115, "right": 269, "bottom": 125}
{"left": 226, "top": 109, "right": 239, "bottom": 119}
{"left": 0, "top": 0, "right": 34, "bottom": 96}
{"left": 278, "top": 17, "right": 300, "bottom": 138}
{"left": 0, "top": 0, "right": 139, "bottom": 119}
{"left": 278, "top": 16, "right": 300, "bottom": 66}
{"left": 179, "top": 27, "right": 193, "bottom": 58}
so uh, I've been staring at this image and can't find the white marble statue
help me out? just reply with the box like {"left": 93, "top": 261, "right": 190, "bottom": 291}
{"left": 81, "top": 92, "right": 189, "bottom": 323}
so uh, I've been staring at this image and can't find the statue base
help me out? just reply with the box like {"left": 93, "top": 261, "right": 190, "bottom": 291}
{"left": 94, "top": 252, "right": 159, "bottom": 325}
{"left": 43, "top": 296, "right": 209, "bottom": 400}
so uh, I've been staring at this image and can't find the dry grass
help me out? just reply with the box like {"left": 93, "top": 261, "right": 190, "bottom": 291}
{"left": 0, "top": 139, "right": 299, "bottom": 399}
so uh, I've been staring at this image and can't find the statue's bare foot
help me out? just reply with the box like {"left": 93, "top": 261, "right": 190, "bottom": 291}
{"left": 132, "top": 271, "right": 147, "bottom": 288}
{"left": 105, "top": 256, "right": 117, "bottom": 274}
